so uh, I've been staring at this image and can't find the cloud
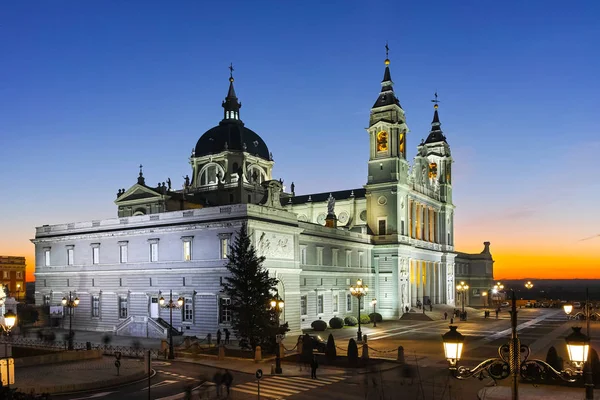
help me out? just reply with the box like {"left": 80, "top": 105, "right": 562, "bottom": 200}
{"left": 578, "top": 234, "right": 600, "bottom": 242}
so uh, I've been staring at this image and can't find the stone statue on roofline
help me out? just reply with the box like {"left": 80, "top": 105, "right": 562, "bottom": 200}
{"left": 327, "top": 193, "right": 335, "bottom": 216}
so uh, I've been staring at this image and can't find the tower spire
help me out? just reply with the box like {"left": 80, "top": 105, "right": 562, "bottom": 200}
{"left": 222, "top": 63, "right": 242, "bottom": 122}
{"left": 373, "top": 43, "right": 401, "bottom": 109}
{"left": 424, "top": 92, "right": 447, "bottom": 144}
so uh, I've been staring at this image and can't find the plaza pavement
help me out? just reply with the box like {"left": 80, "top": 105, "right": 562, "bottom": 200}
{"left": 13, "top": 307, "right": 598, "bottom": 398}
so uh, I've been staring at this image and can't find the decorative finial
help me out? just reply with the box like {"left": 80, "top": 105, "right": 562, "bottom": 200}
{"left": 384, "top": 42, "right": 390, "bottom": 65}
{"left": 431, "top": 91, "right": 440, "bottom": 109}
{"left": 139, "top": 164, "right": 143, "bottom": 176}
{"left": 229, "top": 63, "right": 234, "bottom": 82}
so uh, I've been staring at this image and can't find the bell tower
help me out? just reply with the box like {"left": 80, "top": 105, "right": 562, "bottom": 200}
{"left": 365, "top": 45, "right": 410, "bottom": 237}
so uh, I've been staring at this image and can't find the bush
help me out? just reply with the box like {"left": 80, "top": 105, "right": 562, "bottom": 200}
{"left": 329, "top": 317, "right": 344, "bottom": 329}
{"left": 347, "top": 338, "right": 359, "bottom": 365}
{"left": 311, "top": 320, "right": 327, "bottom": 331}
{"left": 359, "top": 314, "right": 371, "bottom": 324}
{"left": 545, "top": 346, "right": 563, "bottom": 372}
{"left": 369, "top": 313, "right": 383, "bottom": 323}
{"left": 326, "top": 333, "right": 337, "bottom": 361}
{"left": 102, "top": 334, "right": 112, "bottom": 346}
{"left": 344, "top": 316, "right": 358, "bottom": 326}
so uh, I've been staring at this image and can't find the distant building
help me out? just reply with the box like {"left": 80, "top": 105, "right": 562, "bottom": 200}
{"left": 32, "top": 50, "right": 489, "bottom": 338}
{"left": 0, "top": 256, "right": 26, "bottom": 299}
{"left": 455, "top": 242, "right": 495, "bottom": 308}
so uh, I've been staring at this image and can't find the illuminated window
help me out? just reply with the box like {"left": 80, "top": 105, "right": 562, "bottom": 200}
{"left": 377, "top": 131, "right": 388, "bottom": 151}
{"left": 44, "top": 248, "right": 51, "bottom": 267}
{"left": 182, "top": 237, "right": 193, "bottom": 261}
{"left": 91, "top": 244, "right": 100, "bottom": 265}
{"left": 220, "top": 238, "right": 229, "bottom": 259}
{"left": 67, "top": 246, "right": 74, "bottom": 266}
{"left": 219, "top": 298, "right": 231, "bottom": 323}
{"left": 119, "top": 242, "right": 128, "bottom": 263}
{"left": 317, "top": 295, "right": 324, "bottom": 314}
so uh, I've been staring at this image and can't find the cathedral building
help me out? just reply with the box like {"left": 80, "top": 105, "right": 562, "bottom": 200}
{"left": 32, "top": 52, "right": 490, "bottom": 338}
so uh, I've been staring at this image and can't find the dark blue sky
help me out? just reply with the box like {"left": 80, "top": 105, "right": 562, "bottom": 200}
{"left": 2, "top": 1, "right": 599, "bottom": 279}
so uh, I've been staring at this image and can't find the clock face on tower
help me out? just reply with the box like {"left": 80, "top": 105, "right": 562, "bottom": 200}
{"left": 377, "top": 131, "right": 388, "bottom": 152}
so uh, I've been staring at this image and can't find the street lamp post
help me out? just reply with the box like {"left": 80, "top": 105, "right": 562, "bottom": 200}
{"left": 371, "top": 299, "right": 377, "bottom": 327}
{"left": 525, "top": 281, "right": 533, "bottom": 290}
{"left": 159, "top": 290, "right": 184, "bottom": 360}
{"left": 350, "top": 279, "right": 368, "bottom": 342}
{"left": 0, "top": 310, "right": 16, "bottom": 389}
{"left": 61, "top": 292, "right": 79, "bottom": 350}
{"left": 443, "top": 290, "right": 589, "bottom": 400}
{"left": 493, "top": 282, "right": 504, "bottom": 307}
{"left": 456, "top": 282, "right": 469, "bottom": 317}
{"left": 270, "top": 295, "right": 285, "bottom": 374}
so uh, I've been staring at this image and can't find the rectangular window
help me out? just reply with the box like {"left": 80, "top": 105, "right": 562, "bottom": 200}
{"left": 316, "top": 247, "right": 323, "bottom": 266}
{"left": 220, "top": 238, "right": 229, "bottom": 259}
{"left": 333, "top": 294, "right": 338, "bottom": 313}
{"left": 317, "top": 294, "right": 324, "bottom": 314}
{"left": 346, "top": 250, "right": 352, "bottom": 267}
{"left": 183, "top": 241, "right": 192, "bottom": 261}
{"left": 43, "top": 294, "right": 50, "bottom": 306}
{"left": 92, "top": 247, "right": 100, "bottom": 264}
{"left": 119, "top": 244, "right": 128, "bottom": 263}
{"left": 183, "top": 298, "right": 193, "bottom": 322}
{"left": 44, "top": 249, "right": 51, "bottom": 267}
{"left": 300, "top": 295, "right": 307, "bottom": 315}
{"left": 378, "top": 219, "right": 387, "bottom": 235}
{"left": 300, "top": 246, "right": 307, "bottom": 265}
{"left": 332, "top": 249, "right": 338, "bottom": 266}
{"left": 150, "top": 242, "right": 158, "bottom": 262}
{"left": 347, "top": 293, "right": 352, "bottom": 312}
{"left": 358, "top": 252, "right": 364, "bottom": 268}
{"left": 92, "top": 295, "right": 100, "bottom": 317}
{"left": 219, "top": 298, "right": 231, "bottom": 323}
{"left": 119, "top": 296, "right": 128, "bottom": 318}
{"left": 67, "top": 248, "right": 74, "bottom": 266}
{"left": 2, "top": 271, "right": 9, "bottom": 279}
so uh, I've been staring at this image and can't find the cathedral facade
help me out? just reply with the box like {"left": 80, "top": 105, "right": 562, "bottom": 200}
{"left": 33, "top": 54, "right": 483, "bottom": 338}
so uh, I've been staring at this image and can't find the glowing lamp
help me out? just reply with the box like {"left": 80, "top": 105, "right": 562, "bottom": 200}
{"left": 564, "top": 304, "right": 573, "bottom": 315}
{"left": 565, "top": 327, "right": 589, "bottom": 369}
{"left": 177, "top": 297, "right": 184, "bottom": 307}
{"left": 278, "top": 300, "right": 284, "bottom": 309}
{"left": 159, "top": 296, "right": 165, "bottom": 306}
{"left": 270, "top": 299, "right": 277, "bottom": 308}
{"left": 4, "top": 310, "right": 16, "bottom": 329}
{"left": 442, "top": 326, "right": 465, "bottom": 368}
{"left": 74, "top": 297, "right": 80, "bottom": 306}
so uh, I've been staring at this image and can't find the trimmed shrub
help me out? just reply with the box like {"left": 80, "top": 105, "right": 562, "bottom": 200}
{"left": 102, "top": 334, "right": 112, "bottom": 346}
{"left": 326, "top": 333, "right": 337, "bottom": 361}
{"left": 369, "top": 313, "right": 383, "bottom": 323}
{"left": 545, "top": 346, "right": 563, "bottom": 372}
{"left": 329, "top": 317, "right": 344, "bottom": 329}
{"left": 359, "top": 314, "right": 371, "bottom": 324}
{"left": 311, "top": 320, "right": 328, "bottom": 331}
{"left": 347, "top": 338, "right": 359, "bottom": 366}
{"left": 344, "top": 316, "right": 358, "bottom": 326}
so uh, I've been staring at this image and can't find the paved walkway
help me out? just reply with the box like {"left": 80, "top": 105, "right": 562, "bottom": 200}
{"left": 479, "top": 385, "right": 600, "bottom": 399}
{"left": 13, "top": 356, "right": 147, "bottom": 394}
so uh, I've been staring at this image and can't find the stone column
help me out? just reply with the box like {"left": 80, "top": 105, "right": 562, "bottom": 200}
{"left": 424, "top": 207, "right": 429, "bottom": 242}
{"left": 410, "top": 259, "right": 417, "bottom": 306}
{"left": 411, "top": 201, "right": 416, "bottom": 238}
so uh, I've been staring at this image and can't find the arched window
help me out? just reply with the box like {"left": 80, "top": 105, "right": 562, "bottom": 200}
{"left": 133, "top": 208, "right": 146, "bottom": 216}
{"left": 198, "top": 163, "right": 225, "bottom": 186}
{"left": 247, "top": 165, "right": 266, "bottom": 184}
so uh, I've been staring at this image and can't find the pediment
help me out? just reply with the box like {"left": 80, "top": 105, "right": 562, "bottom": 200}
{"left": 115, "top": 184, "right": 164, "bottom": 204}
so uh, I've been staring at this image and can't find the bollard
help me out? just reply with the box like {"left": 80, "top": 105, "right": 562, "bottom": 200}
{"left": 362, "top": 343, "right": 369, "bottom": 360}
{"left": 397, "top": 346, "right": 405, "bottom": 363}
{"left": 255, "top": 345, "right": 262, "bottom": 362}
{"left": 363, "top": 334, "right": 368, "bottom": 343}
{"left": 218, "top": 344, "right": 225, "bottom": 360}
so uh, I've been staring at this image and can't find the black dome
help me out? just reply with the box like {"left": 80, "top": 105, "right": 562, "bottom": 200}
{"left": 194, "top": 121, "right": 270, "bottom": 160}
